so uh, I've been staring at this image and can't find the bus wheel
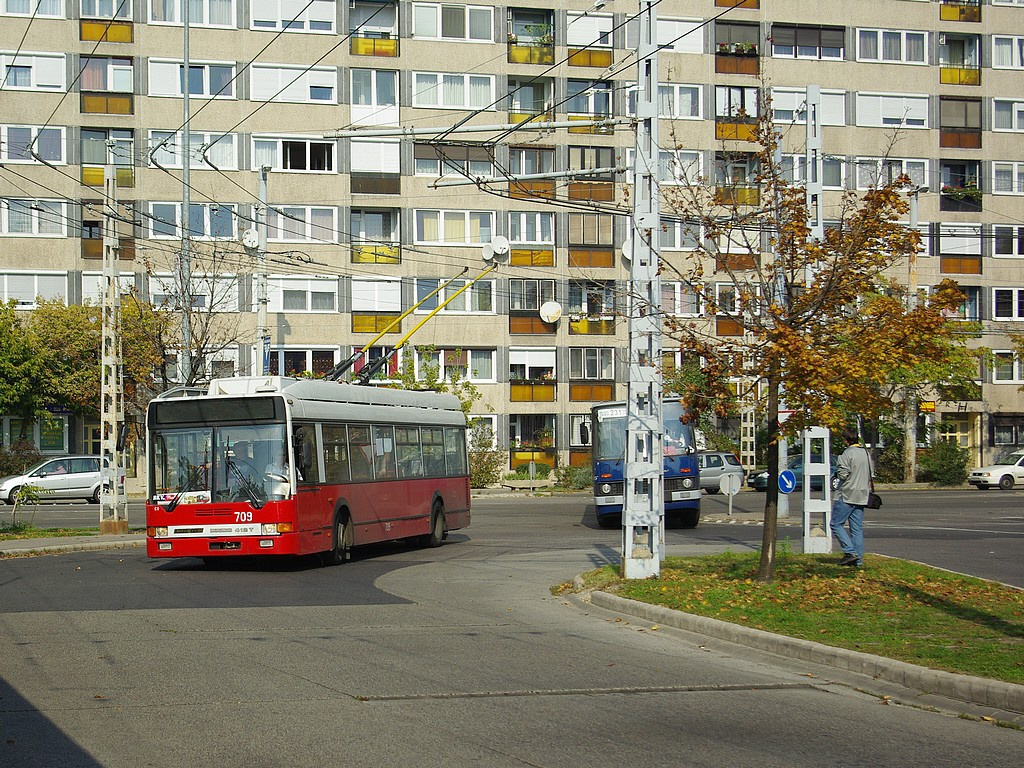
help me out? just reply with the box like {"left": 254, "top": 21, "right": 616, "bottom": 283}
{"left": 673, "top": 511, "right": 700, "bottom": 529}
{"left": 426, "top": 503, "right": 445, "bottom": 548}
{"left": 323, "top": 512, "right": 352, "bottom": 566}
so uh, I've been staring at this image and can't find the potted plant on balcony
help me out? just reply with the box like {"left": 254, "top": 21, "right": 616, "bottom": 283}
{"left": 940, "top": 180, "right": 981, "bottom": 202}
{"left": 737, "top": 42, "right": 758, "bottom": 55}
{"left": 717, "top": 42, "right": 732, "bottom": 54}
{"left": 507, "top": 32, "right": 518, "bottom": 44}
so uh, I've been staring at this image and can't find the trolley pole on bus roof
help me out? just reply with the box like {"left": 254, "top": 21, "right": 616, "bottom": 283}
{"left": 622, "top": 0, "right": 663, "bottom": 579}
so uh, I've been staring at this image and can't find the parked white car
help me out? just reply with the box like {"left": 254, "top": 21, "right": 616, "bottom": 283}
{"left": 0, "top": 456, "right": 109, "bottom": 504}
{"left": 967, "top": 452, "right": 1024, "bottom": 491}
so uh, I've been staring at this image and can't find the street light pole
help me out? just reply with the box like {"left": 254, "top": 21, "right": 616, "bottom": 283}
{"left": 904, "top": 186, "right": 927, "bottom": 483}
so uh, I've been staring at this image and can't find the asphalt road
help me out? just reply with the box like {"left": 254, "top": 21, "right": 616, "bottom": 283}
{"left": 1, "top": 493, "right": 1022, "bottom": 767}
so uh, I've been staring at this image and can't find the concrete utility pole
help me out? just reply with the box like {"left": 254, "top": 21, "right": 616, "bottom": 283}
{"left": 904, "top": 186, "right": 926, "bottom": 483}
{"left": 179, "top": 2, "right": 193, "bottom": 384}
{"left": 99, "top": 163, "right": 126, "bottom": 533}
{"left": 622, "top": 0, "right": 663, "bottom": 579}
{"left": 256, "top": 167, "right": 270, "bottom": 375}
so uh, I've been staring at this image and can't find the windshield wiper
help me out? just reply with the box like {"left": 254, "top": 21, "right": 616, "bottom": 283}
{"left": 167, "top": 461, "right": 205, "bottom": 513}
{"left": 226, "top": 461, "right": 266, "bottom": 510}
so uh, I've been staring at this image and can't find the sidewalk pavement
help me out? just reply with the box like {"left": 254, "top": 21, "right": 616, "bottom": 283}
{"left": 3, "top": 529, "right": 1021, "bottom": 719}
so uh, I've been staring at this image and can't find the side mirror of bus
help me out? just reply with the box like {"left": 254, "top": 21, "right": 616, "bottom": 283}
{"left": 580, "top": 424, "right": 590, "bottom": 444}
{"left": 116, "top": 423, "right": 129, "bottom": 452}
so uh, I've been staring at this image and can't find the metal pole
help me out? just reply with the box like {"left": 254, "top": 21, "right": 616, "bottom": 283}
{"left": 100, "top": 163, "right": 126, "bottom": 533}
{"left": 622, "top": 0, "right": 662, "bottom": 579}
{"left": 179, "top": 2, "right": 192, "bottom": 384}
{"left": 257, "top": 167, "right": 270, "bottom": 374}
{"left": 904, "top": 188, "right": 924, "bottom": 483}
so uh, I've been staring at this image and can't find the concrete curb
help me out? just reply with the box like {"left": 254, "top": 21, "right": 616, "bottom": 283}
{"left": 0, "top": 537, "right": 145, "bottom": 557}
{"left": 587, "top": 590, "right": 1024, "bottom": 714}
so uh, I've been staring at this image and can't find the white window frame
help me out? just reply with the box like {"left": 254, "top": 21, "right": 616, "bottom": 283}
{"left": 268, "top": 275, "right": 338, "bottom": 313}
{"left": 0, "top": 199, "right": 66, "bottom": 236}
{"left": 569, "top": 347, "right": 614, "bottom": 380}
{"left": 267, "top": 206, "right": 337, "bottom": 243}
{"left": 148, "top": 59, "right": 236, "bottom": 98}
{"left": 413, "top": 209, "right": 494, "bottom": 246}
{"left": 251, "top": 0, "right": 334, "bottom": 33}
{"left": 3, "top": 0, "right": 62, "bottom": 17}
{"left": 566, "top": 79, "right": 612, "bottom": 116}
{"left": 416, "top": 347, "right": 496, "bottom": 383}
{"left": 413, "top": 278, "right": 495, "bottom": 315}
{"left": 250, "top": 63, "right": 336, "bottom": 104}
{"left": 855, "top": 157, "right": 928, "bottom": 189}
{"left": 660, "top": 221, "right": 703, "bottom": 252}
{"left": 0, "top": 51, "right": 65, "bottom": 91}
{"left": 150, "top": 272, "right": 240, "bottom": 312}
{"left": 715, "top": 85, "right": 760, "bottom": 120}
{"left": 993, "top": 161, "right": 1024, "bottom": 195}
{"left": 508, "top": 212, "right": 554, "bottom": 245}
{"left": 0, "top": 271, "right": 67, "bottom": 307}
{"left": 992, "top": 351, "right": 1024, "bottom": 383}
{"left": 658, "top": 83, "right": 702, "bottom": 119}
{"left": 568, "top": 280, "right": 615, "bottom": 318}
{"left": 81, "top": 0, "right": 131, "bottom": 19}
{"left": 0, "top": 125, "right": 64, "bottom": 164}
{"left": 350, "top": 138, "right": 400, "bottom": 175}
{"left": 351, "top": 278, "right": 402, "bottom": 312}
{"left": 770, "top": 24, "right": 844, "bottom": 60}
{"left": 566, "top": 11, "right": 612, "bottom": 48}
{"left": 80, "top": 56, "right": 133, "bottom": 93}
{"left": 414, "top": 144, "right": 493, "bottom": 178}
{"left": 993, "top": 99, "right": 1024, "bottom": 133}
{"left": 148, "top": 0, "right": 235, "bottom": 28}
{"left": 771, "top": 88, "right": 846, "bottom": 125}
{"left": 412, "top": 71, "right": 495, "bottom": 110}
{"left": 149, "top": 130, "right": 238, "bottom": 170}
{"left": 81, "top": 271, "right": 135, "bottom": 305}
{"left": 856, "top": 28, "right": 927, "bottom": 65}
{"left": 412, "top": 3, "right": 492, "bottom": 42}
{"left": 148, "top": 202, "right": 237, "bottom": 240}
{"left": 855, "top": 93, "right": 929, "bottom": 128}
{"left": 780, "top": 154, "right": 845, "bottom": 189}
{"left": 654, "top": 17, "right": 703, "bottom": 54}
{"left": 661, "top": 281, "right": 702, "bottom": 316}
{"left": 509, "top": 347, "right": 556, "bottom": 381}
{"left": 469, "top": 415, "right": 498, "bottom": 449}
{"left": 509, "top": 278, "right": 555, "bottom": 311}
{"left": 252, "top": 135, "right": 335, "bottom": 173}
{"left": 993, "top": 35, "right": 1024, "bottom": 70}
{"left": 994, "top": 226, "right": 1024, "bottom": 258}
{"left": 350, "top": 68, "right": 398, "bottom": 108}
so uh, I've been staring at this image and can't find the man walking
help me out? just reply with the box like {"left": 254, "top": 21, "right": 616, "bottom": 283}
{"left": 831, "top": 428, "right": 872, "bottom": 567}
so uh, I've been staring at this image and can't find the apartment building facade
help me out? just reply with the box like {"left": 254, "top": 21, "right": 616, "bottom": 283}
{"left": 1, "top": 0, "right": 1022, "bottom": 478}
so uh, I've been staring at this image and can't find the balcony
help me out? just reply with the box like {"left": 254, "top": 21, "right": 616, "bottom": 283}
{"left": 715, "top": 45, "right": 759, "bottom": 75}
{"left": 715, "top": 118, "right": 757, "bottom": 142}
{"left": 939, "top": 187, "right": 982, "bottom": 212}
{"left": 568, "top": 317, "right": 615, "bottom": 335}
{"left": 351, "top": 243, "right": 400, "bottom": 264}
{"left": 568, "top": 181, "right": 614, "bottom": 201}
{"left": 569, "top": 382, "right": 614, "bottom": 401}
{"left": 352, "top": 312, "right": 401, "bottom": 333}
{"left": 350, "top": 32, "right": 398, "bottom": 57}
{"left": 508, "top": 110, "right": 553, "bottom": 129}
{"left": 716, "top": 0, "right": 759, "bottom": 6}
{"left": 507, "top": 41, "right": 555, "bottom": 65}
{"left": 510, "top": 248, "right": 555, "bottom": 267}
{"left": 567, "top": 48, "right": 613, "bottom": 68}
{"left": 80, "top": 20, "right": 133, "bottom": 42}
{"left": 940, "top": 255, "right": 982, "bottom": 274}
{"left": 351, "top": 173, "right": 400, "bottom": 195}
{"left": 509, "top": 315, "right": 557, "bottom": 335}
{"left": 714, "top": 186, "right": 760, "bottom": 206}
{"left": 568, "top": 247, "right": 614, "bottom": 268}
{"left": 567, "top": 115, "right": 614, "bottom": 134}
{"left": 510, "top": 447, "right": 555, "bottom": 466}
{"left": 716, "top": 252, "right": 758, "bottom": 271}
{"left": 716, "top": 317, "right": 744, "bottom": 337}
{"left": 81, "top": 237, "right": 135, "bottom": 260}
{"left": 81, "top": 165, "right": 134, "bottom": 188}
{"left": 510, "top": 380, "right": 557, "bottom": 402}
{"left": 81, "top": 92, "right": 134, "bottom": 115}
{"left": 940, "top": 127, "right": 982, "bottom": 149}
{"left": 940, "top": 0, "right": 980, "bottom": 22}
{"left": 939, "top": 66, "right": 981, "bottom": 86}
{"left": 509, "top": 179, "right": 555, "bottom": 200}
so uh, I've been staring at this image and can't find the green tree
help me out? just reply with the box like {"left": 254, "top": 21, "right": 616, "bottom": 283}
{"left": 26, "top": 298, "right": 102, "bottom": 415}
{"left": 0, "top": 302, "right": 48, "bottom": 439}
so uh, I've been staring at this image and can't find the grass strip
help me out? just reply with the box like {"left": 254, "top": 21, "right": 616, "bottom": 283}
{"left": 565, "top": 552, "right": 1024, "bottom": 685}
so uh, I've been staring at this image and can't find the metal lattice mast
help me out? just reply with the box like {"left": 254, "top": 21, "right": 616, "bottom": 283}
{"left": 622, "top": 0, "right": 663, "bottom": 579}
{"left": 100, "top": 164, "right": 126, "bottom": 531}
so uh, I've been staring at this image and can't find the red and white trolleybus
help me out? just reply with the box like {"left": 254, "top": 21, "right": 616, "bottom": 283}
{"left": 145, "top": 376, "right": 470, "bottom": 564}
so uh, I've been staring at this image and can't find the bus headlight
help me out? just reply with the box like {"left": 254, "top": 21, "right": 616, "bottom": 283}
{"left": 147, "top": 526, "right": 168, "bottom": 537}
{"left": 682, "top": 477, "right": 695, "bottom": 490}
{"left": 261, "top": 522, "right": 294, "bottom": 535}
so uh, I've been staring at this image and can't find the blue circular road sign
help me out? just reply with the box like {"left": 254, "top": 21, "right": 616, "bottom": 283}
{"left": 778, "top": 469, "right": 797, "bottom": 494}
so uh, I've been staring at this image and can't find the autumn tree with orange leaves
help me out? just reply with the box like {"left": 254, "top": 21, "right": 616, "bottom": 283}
{"left": 656, "top": 106, "right": 973, "bottom": 582}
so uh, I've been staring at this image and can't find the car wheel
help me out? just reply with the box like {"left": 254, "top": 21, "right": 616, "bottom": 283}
{"left": 998, "top": 475, "right": 1014, "bottom": 491}
{"left": 706, "top": 487, "right": 719, "bottom": 495}
{"left": 7, "top": 486, "right": 21, "bottom": 505}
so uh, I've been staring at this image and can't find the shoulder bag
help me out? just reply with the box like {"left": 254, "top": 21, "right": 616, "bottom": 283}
{"left": 865, "top": 447, "right": 882, "bottom": 509}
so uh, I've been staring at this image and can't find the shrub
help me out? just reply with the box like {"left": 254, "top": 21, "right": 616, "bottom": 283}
{"left": 468, "top": 425, "right": 505, "bottom": 488}
{"left": 0, "top": 442, "right": 42, "bottom": 478}
{"left": 555, "top": 465, "right": 591, "bottom": 490}
{"left": 918, "top": 439, "right": 969, "bottom": 487}
{"left": 509, "top": 462, "right": 550, "bottom": 479}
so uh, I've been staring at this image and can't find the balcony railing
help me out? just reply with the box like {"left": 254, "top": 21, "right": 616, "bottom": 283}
{"left": 509, "top": 248, "right": 555, "bottom": 267}
{"left": 715, "top": 118, "right": 758, "bottom": 142}
{"left": 351, "top": 243, "right": 400, "bottom": 264}
{"left": 352, "top": 312, "right": 401, "bottom": 333}
{"left": 568, "top": 316, "right": 615, "bottom": 335}
{"left": 716, "top": 0, "right": 759, "bottom": 7}
{"left": 81, "top": 237, "right": 135, "bottom": 260}
{"left": 716, "top": 316, "right": 744, "bottom": 336}
{"left": 508, "top": 110, "right": 554, "bottom": 128}
{"left": 939, "top": 255, "right": 982, "bottom": 274}
{"left": 507, "top": 41, "right": 555, "bottom": 65}
{"left": 940, "top": 0, "right": 980, "bottom": 22}
{"left": 350, "top": 32, "right": 399, "bottom": 57}
{"left": 81, "top": 165, "right": 135, "bottom": 187}
{"left": 509, "top": 315, "right": 557, "bottom": 334}
{"left": 569, "top": 382, "right": 614, "bottom": 401}
{"left": 80, "top": 19, "right": 132, "bottom": 42}
{"left": 81, "top": 92, "right": 134, "bottom": 115}
{"left": 510, "top": 380, "right": 557, "bottom": 402}
{"left": 714, "top": 186, "right": 760, "bottom": 206}
{"left": 567, "top": 181, "right": 614, "bottom": 201}
{"left": 716, "top": 252, "right": 758, "bottom": 271}
{"left": 939, "top": 189, "right": 982, "bottom": 212}
{"left": 351, "top": 174, "right": 400, "bottom": 195}
{"left": 939, "top": 66, "right": 981, "bottom": 86}
{"left": 567, "top": 114, "right": 614, "bottom": 134}
{"left": 715, "top": 48, "right": 759, "bottom": 75}
{"left": 567, "top": 48, "right": 613, "bottom": 68}
{"left": 568, "top": 247, "right": 614, "bottom": 268}
{"left": 940, "top": 127, "right": 982, "bottom": 149}
{"left": 509, "top": 179, "right": 556, "bottom": 200}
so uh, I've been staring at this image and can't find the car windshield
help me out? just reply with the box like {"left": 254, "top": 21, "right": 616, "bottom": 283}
{"left": 725, "top": 454, "right": 741, "bottom": 466}
{"left": 994, "top": 453, "right": 1024, "bottom": 466}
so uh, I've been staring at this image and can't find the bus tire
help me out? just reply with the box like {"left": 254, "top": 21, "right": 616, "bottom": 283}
{"left": 672, "top": 510, "right": 700, "bottom": 529}
{"left": 426, "top": 502, "right": 445, "bottom": 548}
{"left": 323, "top": 511, "right": 352, "bottom": 566}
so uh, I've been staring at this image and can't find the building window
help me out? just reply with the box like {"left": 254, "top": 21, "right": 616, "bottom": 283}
{"left": 149, "top": 60, "right": 234, "bottom": 98}
{"left": 414, "top": 142, "right": 492, "bottom": 178}
{"left": 993, "top": 99, "right": 1024, "bottom": 132}
{"left": 509, "top": 212, "right": 554, "bottom": 245}
{"left": 569, "top": 213, "right": 614, "bottom": 246}
{"left": 566, "top": 79, "right": 612, "bottom": 116}
{"left": 509, "top": 347, "right": 555, "bottom": 381}
{"left": 150, "top": 130, "right": 237, "bottom": 170}
{"left": 0, "top": 125, "right": 63, "bottom": 163}
{"left": 351, "top": 278, "right": 401, "bottom": 312}
{"left": 0, "top": 52, "right": 65, "bottom": 91}
{"left": 855, "top": 157, "right": 927, "bottom": 189}
{"left": 771, "top": 24, "right": 844, "bottom": 59}
{"left": 771, "top": 88, "right": 846, "bottom": 125}
{"left": 81, "top": 0, "right": 130, "bottom": 18}
{"left": 412, "top": 3, "right": 492, "bottom": 42}
{"left": 856, "top": 28, "right": 926, "bottom": 64}
{"left": 268, "top": 348, "right": 337, "bottom": 377}
{"left": 412, "top": 72, "right": 495, "bottom": 109}
{"left": 149, "top": 0, "right": 234, "bottom": 27}
{"left": 993, "top": 35, "right": 1024, "bottom": 69}
{"left": 655, "top": 84, "right": 701, "bottom": 119}
{"left": 780, "top": 154, "right": 845, "bottom": 189}
{"left": 0, "top": 200, "right": 65, "bottom": 236}
{"left": 993, "top": 162, "right": 1024, "bottom": 195}
{"left": 0, "top": 272, "right": 66, "bottom": 306}
{"left": 992, "top": 352, "right": 1024, "bottom": 383}
{"left": 268, "top": 276, "right": 337, "bottom": 312}
{"left": 569, "top": 347, "right": 613, "bottom": 380}
{"left": 81, "top": 128, "right": 133, "bottom": 186}
{"left": 509, "top": 146, "right": 554, "bottom": 175}
{"left": 414, "top": 279, "right": 494, "bottom": 313}
{"left": 661, "top": 282, "right": 702, "bottom": 316}
{"left": 660, "top": 221, "right": 702, "bottom": 252}
{"left": 856, "top": 93, "right": 928, "bottom": 128}
{"left": 994, "top": 226, "right": 1024, "bottom": 257}
{"left": 351, "top": 68, "right": 397, "bottom": 108}
{"left": 253, "top": 136, "right": 334, "bottom": 172}
{"left": 416, "top": 348, "right": 495, "bottom": 382}
{"left": 251, "top": 0, "right": 334, "bottom": 32}
{"left": 80, "top": 56, "right": 132, "bottom": 94}
{"left": 652, "top": 17, "right": 703, "bottom": 54}
{"left": 250, "top": 64, "right": 335, "bottom": 103}
{"left": 509, "top": 278, "right": 554, "bottom": 311}
{"left": 150, "top": 273, "right": 239, "bottom": 312}
{"left": 568, "top": 281, "right": 615, "bottom": 317}
{"left": 414, "top": 210, "right": 493, "bottom": 245}
{"left": 3, "top": 0, "right": 62, "bottom": 17}
{"left": 267, "top": 206, "right": 336, "bottom": 242}
{"left": 149, "top": 202, "right": 236, "bottom": 239}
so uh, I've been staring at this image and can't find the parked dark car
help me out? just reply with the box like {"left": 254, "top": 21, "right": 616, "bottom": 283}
{"left": 749, "top": 455, "right": 840, "bottom": 492}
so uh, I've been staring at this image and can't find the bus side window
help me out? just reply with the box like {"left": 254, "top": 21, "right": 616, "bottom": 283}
{"left": 322, "top": 424, "right": 351, "bottom": 483}
{"left": 294, "top": 425, "right": 320, "bottom": 483}
{"left": 348, "top": 425, "right": 374, "bottom": 481}
{"left": 373, "top": 425, "right": 397, "bottom": 479}
{"left": 422, "top": 428, "right": 446, "bottom": 476}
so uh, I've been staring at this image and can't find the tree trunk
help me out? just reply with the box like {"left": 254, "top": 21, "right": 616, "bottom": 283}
{"left": 903, "top": 391, "right": 917, "bottom": 484}
{"left": 757, "top": 373, "right": 780, "bottom": 582}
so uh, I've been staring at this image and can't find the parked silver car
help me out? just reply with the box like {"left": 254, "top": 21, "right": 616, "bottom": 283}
{"left": 697, "top": 451, "right": 746, "bottom": 493}
{"left": 0, "top": 455, "right": 109, "bottom": 504}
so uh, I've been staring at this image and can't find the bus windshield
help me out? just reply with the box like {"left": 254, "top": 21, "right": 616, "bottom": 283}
{"left": 592, "top": 400, "right": 694, "bottom": 461}
{"left": 151, "top": 423, "right": 288, "bottom": 504}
